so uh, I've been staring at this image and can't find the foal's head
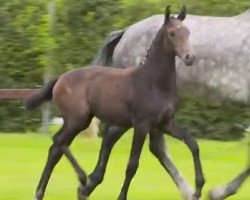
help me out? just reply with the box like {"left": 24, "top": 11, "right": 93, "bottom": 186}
{"left": 162, "top": 5, "right": 195, "bottom": 66}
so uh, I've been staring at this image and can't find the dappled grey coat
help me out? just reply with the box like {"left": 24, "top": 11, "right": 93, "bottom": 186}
{"left": 93, "top": 9, "right": 250, "bottom": 103}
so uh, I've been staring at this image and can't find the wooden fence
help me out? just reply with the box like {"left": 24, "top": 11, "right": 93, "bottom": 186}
{"left": 0, "top": 89, "right": 40, "bottom": 99}
{"left": 0, "top": 89, "right": 97, "bottom": 136}
{"left": 0, "top": 89, "right": 50, "bottom": 133}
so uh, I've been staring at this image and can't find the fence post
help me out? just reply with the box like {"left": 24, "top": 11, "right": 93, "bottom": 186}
{"left": 42, "top": 73, "right": 50, "bottom": 134}
{"left": 41, "top": 1, "right": 55, "bottom": 134}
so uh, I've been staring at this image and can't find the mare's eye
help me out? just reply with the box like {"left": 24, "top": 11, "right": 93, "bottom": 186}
{"left": 169, "top": 31, "right": 175, "bottom": 37}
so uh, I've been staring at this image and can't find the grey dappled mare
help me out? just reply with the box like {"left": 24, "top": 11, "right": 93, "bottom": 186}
{"left": 93, "top": 8, "right": 250, "bottom": 200}
{"left": 26, "top": 6, "right": 205, "bottom": 200}
{"left": 94, "top": 9, "right": 250, "bottom": 103}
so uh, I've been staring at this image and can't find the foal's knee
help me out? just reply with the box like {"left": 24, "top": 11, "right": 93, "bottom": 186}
{"left": 48, "top": 144, "right": 61, "bottom": 157}
{"left": 45, "top": 144, "right": 63, "bottom": 169}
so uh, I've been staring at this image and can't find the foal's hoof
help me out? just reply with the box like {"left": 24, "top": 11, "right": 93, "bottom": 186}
{"left": 34, "top": 190, "right": 43, "bottom": 200}
{"left": 77, "top": 186, "right": 88, "bottom": 200}
{"left": 178, "top": 181, "right": 194, "bottom": 200}
{"left": 208, "top": 187, "right": 225, "bottom": 200}
{"left": 191, "top": 195, "right": 200, "bottom": 200}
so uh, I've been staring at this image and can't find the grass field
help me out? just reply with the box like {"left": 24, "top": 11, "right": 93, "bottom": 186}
{"left": 0, "top": 131, "right": 249, "bottom": 200}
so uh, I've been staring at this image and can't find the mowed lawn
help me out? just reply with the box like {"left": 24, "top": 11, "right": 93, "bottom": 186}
{"left": 0, "top": 131, "right": 249, "bottom": 200}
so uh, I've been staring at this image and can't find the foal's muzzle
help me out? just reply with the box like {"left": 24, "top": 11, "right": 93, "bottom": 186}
{"left": 183, "top": 53, "right": 195, "bottom": 66}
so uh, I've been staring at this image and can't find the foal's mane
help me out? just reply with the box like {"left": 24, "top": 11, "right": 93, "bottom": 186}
{"left": 139, "top": 27, "right": 162, "bottom": 66}
{"left": 139, "top": 15, "right": 177, "bottom": 66}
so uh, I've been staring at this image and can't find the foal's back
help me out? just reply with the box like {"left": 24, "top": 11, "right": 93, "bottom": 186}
{"left": 53, "top": 66, "right": 138, "bottom": 126}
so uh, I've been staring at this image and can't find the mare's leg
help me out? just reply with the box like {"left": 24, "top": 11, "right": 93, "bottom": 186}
{"left": 76, "top": 126, "right": 128, "bottom": 200}
{"left": 35, "top": 117, "right": 91, "bottom": 200}
{"left": 149, "top": 130, "right": 194, "bottom": 200}
{"left": 117, "top": 123, "right": 148, "bottom": 200}
{"left": 166, "top": 120, "right": 205, "bottom": 200}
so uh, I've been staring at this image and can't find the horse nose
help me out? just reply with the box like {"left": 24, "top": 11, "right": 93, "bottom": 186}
{"left": 185, "top": 53, "right": 195, "bottom": 66}
{"left": 186, "top": 53, "right": 195, "bottom": 61}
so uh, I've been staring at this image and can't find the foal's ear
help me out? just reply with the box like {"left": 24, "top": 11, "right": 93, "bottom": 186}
{"left": 177, "top": 5, "right": 187, "bottom": 21}
{"left": 164, "top": 5, "right": 171, "bottom": 24}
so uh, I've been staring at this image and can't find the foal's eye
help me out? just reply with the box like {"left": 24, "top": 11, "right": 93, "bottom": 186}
{"left": 169, "top": 31, "right": 175, "bottom": 37}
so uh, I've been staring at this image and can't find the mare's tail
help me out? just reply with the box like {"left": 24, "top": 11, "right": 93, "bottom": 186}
{"left": 24, "top": 78, "right": 58, "bottom": 110}
{"left": 92, "top": 29, "right": 125, "bottom": 66}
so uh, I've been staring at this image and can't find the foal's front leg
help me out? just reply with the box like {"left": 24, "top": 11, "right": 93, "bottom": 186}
{"left": 166, "top": 120, "right": 205, "bottom": 200}
{"left": 77, "top": 126, "right": 128, "bottom": 200}
{"left": 149, "top": 131, "right": 194, "bottom": 200}
{"left": 118, "top": 123, "right": 148, "bottom": 200}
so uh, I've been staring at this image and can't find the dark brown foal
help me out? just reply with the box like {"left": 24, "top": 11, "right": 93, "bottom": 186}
{"left": 26, "top": 5, "right": 204, "bottom": 200}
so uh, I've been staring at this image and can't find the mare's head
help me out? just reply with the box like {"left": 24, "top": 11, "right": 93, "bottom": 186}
{"left": 162, "top": 5, "right": 195, "bottom": 66}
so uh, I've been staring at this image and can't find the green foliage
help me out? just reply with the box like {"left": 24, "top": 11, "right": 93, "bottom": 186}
{"left": 52, "top": 0, "right": 122, "bottom": 74}
{"left": 186, "top": 0, "right": 250, "bottom": 16}
{"left": 0, "top": 1, "right": 47, "bottom": 88}
{"left": 176, "top": 93, "right": 250, "bottom": 140}
{"left": 0, "top": 0, "right": 48, "bottom": 132}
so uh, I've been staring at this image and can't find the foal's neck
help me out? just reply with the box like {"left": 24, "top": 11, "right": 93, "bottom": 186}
{"left": 141, "top": 27, "right": 177, "bottom": 91}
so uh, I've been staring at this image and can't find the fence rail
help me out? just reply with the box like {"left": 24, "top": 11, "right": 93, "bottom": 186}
{"left": 0, "top": 88, "right": 49, "bottom": 133}
{"left": 0, "top": 89, "right": 40, "bottom": 99}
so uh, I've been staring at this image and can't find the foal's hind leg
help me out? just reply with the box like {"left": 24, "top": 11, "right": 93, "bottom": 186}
{"left": 166, "top": 120, "right": 205, "bottom": 200}
{"left": 209, "top": 167, "right": 250, "bottom": 200}
{"left": 149, "top": 130, "right": 194, "bottom": 200}
{"left": 62, "top": 146, "right": 87, "bottom": 186}
{"left": 35, "top": 117, "right": 91, "bottom": 200}
{"left": 77, "top": 126, "right": 128, "bottom": 200}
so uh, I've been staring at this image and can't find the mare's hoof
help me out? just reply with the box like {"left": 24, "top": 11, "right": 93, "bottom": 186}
{"left": 77, "top": 186, "right": 88, "bottom": 200}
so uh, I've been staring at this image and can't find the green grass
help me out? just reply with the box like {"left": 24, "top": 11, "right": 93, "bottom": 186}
{"left": 0, "top": 131, "right": 249, "bottom": 200}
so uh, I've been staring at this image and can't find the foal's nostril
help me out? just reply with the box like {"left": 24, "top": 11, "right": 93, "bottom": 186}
{"left": 184, "top": 54, "right": 195, "bottom": 66}
{"left": 185, "top": 54, "right": 195, "bottom": 61}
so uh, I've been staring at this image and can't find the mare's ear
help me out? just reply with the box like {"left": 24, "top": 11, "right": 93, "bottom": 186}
{"left": 177, "top": 5, "right": 186, "bottom": 21}
{"left": 164, "top": 5, "right": 171, "bottom": 24}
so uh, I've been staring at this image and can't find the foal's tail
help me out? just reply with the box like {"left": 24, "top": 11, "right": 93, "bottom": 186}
{"left": 24, "top": 78, "right": 58, "bottom": 110}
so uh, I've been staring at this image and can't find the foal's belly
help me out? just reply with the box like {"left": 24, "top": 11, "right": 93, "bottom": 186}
{"left": 92, "top": 102, "right": 133, "bottom": 127}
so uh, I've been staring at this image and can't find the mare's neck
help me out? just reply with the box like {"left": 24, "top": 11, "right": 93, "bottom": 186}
{"left": 141, "top": 27, "right": 177, "bottom": 91}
